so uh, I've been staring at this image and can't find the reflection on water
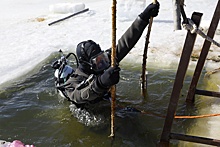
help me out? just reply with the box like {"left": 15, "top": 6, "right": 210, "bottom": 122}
{"left": 0, "top": 53, "right": 219, "bottom": 146}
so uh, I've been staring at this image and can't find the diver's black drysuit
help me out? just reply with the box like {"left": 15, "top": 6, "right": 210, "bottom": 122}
{"left": 64, "top": 16, "right": 149, "bottom": 105}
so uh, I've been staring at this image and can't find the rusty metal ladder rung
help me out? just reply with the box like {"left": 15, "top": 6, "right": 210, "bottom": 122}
{"left": 195, "top": 89, "right": 220, "bottom": 98}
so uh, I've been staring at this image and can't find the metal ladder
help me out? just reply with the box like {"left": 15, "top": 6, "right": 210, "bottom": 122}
{"left": 159, "top": 0, "right": 220, "bottom": 146}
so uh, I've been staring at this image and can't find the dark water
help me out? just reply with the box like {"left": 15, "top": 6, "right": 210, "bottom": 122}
{"left": 0, "top": 53, "right": 209, "bottom": 147}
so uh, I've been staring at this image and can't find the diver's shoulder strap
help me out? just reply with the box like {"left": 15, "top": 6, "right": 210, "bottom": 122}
{"left": 73, "top": 68, "right": 89, "bottom": 78}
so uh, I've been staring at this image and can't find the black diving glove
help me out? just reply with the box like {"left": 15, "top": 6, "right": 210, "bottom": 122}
{"left": 139, "top": 2, "right": 160, "bottom": 22}
{"left": 98, "top": 66, "right": 120, "bottom": 88}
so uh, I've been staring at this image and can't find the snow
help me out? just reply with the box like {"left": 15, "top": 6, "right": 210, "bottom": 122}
{"left": 49, "top": 3, "right": 85, "bottom": 14}
{"left": 0, "top": 0, "right": 219, "bottom": 86}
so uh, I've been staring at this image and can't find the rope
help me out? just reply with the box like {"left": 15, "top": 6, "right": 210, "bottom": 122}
{"left": 175, "top": 113, "right": 220, "bottom": 119}
{"left": 121, "top": 106, "right": 220, "bottom": 119}
{"left": 109, "top": 0, "right": 117, "bottom": 138}
{"left": 140, "top": 109, "right": 220, "bottom": 119}
{"left": 182, "top": 18, "right": 220, "bottom": 48}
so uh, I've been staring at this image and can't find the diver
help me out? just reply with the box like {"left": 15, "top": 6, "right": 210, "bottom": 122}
{"left": 52, "top": 2, "right": 160, "bottom": 107}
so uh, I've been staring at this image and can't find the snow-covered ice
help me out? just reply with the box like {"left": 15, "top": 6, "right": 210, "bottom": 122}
{"left": 0, "top": 0, "right": 219, "bottom": 86}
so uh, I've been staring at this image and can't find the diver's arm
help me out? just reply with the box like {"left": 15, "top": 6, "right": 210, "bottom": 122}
{"left": 116, "top": 2, "right": 160, "bottom": 62}
{"left": 116, "top": 16, "right": 149, "bottom": 63}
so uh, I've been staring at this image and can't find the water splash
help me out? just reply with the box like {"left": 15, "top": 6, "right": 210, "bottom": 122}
{"left": 69, "top": 104, "right": 105, "bottom": 126}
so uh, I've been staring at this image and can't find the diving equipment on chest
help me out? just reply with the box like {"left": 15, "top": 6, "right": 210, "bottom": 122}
{"left": 51, "top": 50, "right": 79, "bottom": 98}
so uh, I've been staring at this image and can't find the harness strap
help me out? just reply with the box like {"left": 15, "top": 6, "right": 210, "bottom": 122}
{"left": 74, "top": 68, "right": 89, "bottom": 78}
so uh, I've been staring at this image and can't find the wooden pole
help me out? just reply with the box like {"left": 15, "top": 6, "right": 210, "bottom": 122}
{"left": 141, "top": 0, "right": 157, "bottom": 96}
{"left": 109, "top": 0, "right": 117, "bottom": 138}
{"left": 172, "top": 0, "right": 182, "bottom": 30}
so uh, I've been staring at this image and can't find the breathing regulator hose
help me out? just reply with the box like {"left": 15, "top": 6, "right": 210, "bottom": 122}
{"left": 51, "top": 50, "right": 79, "bottom": 70}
